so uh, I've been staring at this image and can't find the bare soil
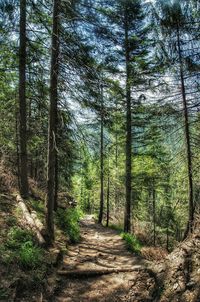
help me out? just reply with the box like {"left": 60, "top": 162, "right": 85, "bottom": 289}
{"left": 51, "top": 215, "right": 157, "bottom": 302}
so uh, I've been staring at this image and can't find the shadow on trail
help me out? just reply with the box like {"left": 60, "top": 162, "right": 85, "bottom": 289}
{"left": 53, "top": 216, "right": 157, "bottom": 302}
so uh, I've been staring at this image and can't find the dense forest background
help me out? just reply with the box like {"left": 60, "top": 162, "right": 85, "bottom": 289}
{"left": 0, "top": 0, "right": 200, "bottom": 251}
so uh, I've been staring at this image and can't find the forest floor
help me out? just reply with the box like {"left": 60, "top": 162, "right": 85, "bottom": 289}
{"left": 51, "top": 215, "right": 157, "bottom": 302}
{"left": 1, "top": 163, "right": 200, "bottom": 301}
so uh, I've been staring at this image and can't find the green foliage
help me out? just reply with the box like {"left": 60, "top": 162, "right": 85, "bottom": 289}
{"left": 6, "top": 227, "right": 33, "bottom": 249}
{"left": 0, "top": 288, "right": 9, "bottom": 301}
{"left": 5, "top": 216, "right": 17, "bottom": 227}
{"left": 56, "top": 208, "right": 83, "bottom": 243}
{"left": 121, "top": 232, "right": 142, "bottom": 254}
{"left": 3, "top": 227, "right": 43, "bottom": 269}
{"left": 0, "top": 244, "right": 15, "bottom": 265}
{"left": 109, "top": 224, "right": 123, "bottom": 233}
{"left": 19, "top": 241, "right": 42, "bottom": 269}
{"left": 29, "top": 199, "right": 45, "bottom": 221}
{"left": 30, "top": 199, "right": 45, "bottom": 214}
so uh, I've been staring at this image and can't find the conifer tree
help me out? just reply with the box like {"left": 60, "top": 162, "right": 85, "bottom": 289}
{"left": 46, "top": 0, "right": 60, "bottom": 244}
{"left": 19, "top": 0, "right": 29, "bottom": 197}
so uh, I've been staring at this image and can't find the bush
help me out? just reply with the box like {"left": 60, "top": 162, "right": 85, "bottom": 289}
{"left": 109, "top": 224, "right": 123, "bottom": 233}
{"left": 121, "top": 232, "right": 142, "bottom": 254}
{"left": 4, "top": 227, "right": 43, "bottom": 269}
{"left": 30, "top": 199, "right": 45, "bottom": 215}
{"left": 56, "top": 208, "right": 83, "bottom": 243}
{"left": 6, "top": 227, "right": 33, "bottom": 249}
{"left": 5, "top": 216, "right": 17, "bottom": 227}
{"left": 0, "top": 288, "right": 9, "bottom": 300}
{"left": 19, "top": 241, "right": 42, "bottom": 269}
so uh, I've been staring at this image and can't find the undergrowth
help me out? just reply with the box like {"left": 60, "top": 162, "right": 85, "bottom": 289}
{"left": 56, "top": 208, "right": 83, "bottom": 243}
{"left": 121, "top": 232, "right": 142, "bottom": 254}
{"left": 29, "top": 198, "right": 45, "bottom": 220}
{"left": 2, "top": 226, "right": 43, "bottom": 269}
{"left": 0, "top": 288, "right": 9, "bottom": 301}
{"left": 109, "top": 224, "right": 123, "bottom": 233}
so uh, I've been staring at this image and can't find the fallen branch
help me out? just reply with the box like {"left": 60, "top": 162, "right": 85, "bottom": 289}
{"left": 31, "top": 211, "right": 45, "bottom": 233}
{"left": 16, "top": 194, "right": 45, "bottom": 246}
{"left": 57, "top": 265, "right": 146, "bottom": 278}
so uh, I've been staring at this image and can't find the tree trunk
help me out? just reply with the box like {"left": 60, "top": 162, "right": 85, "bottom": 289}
{"left": 177, "top": 25, "right": 194, "bottom": 234}
{"left": 15, "top": 108, "right": 20, "bottom": 191}
{"left": 19, "top": 0, "right": 29, "bottom": 198}
{"left": 166, "top": 227, "right": 169, "bottom": 252}
{"left": 54, "top": 142, "right": 58, "bottom": 211}
{"left": 58, "top": 266, "right": 146, "bottom": 278}
{"left": 124, "top": 7, "right": 132, "bottom": 233}
{"left": 16, "top": 194, "right": 45, "bottom": 246}
{"left": 98, "top": 83, "right": 104, "bottom": 224}
{"left": 152, "top": 184, "right": 156, "bottom": 246}
{"left": 46, "top": 0, "right": 60, "bottom": 245}
{"left": 106, "top": 157, "right": 110, "bottom": 227}
{"left": 114, "top": 106, "right": 119, "bottom": 210}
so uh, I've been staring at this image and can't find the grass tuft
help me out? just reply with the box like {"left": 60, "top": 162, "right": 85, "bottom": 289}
{"left": 19, "top": 241, "right": 42, "bottom": 269}
{"left": 109, "top": 224, "right": 123, "bottom": 233}
{"left": 6, "top": 227, "right": 33, "bottom": 249}
{"left": 2, "top": 226, "right": 43, "bottom": 269}
{"left": 56, "top": 208, "right": 83, "bottom": 243}
{"left": 121, "top": 232, "right": 142, "bottom": 254}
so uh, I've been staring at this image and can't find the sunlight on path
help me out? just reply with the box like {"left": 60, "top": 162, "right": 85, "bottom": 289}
{"left": 53, "top": 216, "right": 157, "bottom": 302}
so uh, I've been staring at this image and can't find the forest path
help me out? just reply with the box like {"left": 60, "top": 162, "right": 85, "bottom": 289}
{"left": 53, "top": 215, "right": 157, "bottom": 302}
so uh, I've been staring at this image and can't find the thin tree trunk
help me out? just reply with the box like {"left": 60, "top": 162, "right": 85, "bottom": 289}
{"left": 106, "top": 156, "right": 110, "bottom": 227}
{"left": 147, "top": 187, "right": 151, "bottom": 221}
{"left": 80, "top": 167, "right": 84, "bottom": 205}
{"left": 166, "top": 227, "right": 169, "bottom": 252}
{"left": 152, "top": 184, "right": 156, "bottom": 246}
{"left": 19, "top": 0, "right": 28, "bottom": 198}
{"left": 177, "top": 25, "right": 194, "bottom": 234}
{"left": 54, "top": 100, "right": 59, "bottom": 211}
{"left": 98, "top": 82, "right": 104, "bottom": 224}
{"left": 15, "top": 108, "right": 20, "bottom": 190}
{"left": 124, "top": 7, "right": 132, "bottom": 233}
{"left": 87, "top": 192, "right": 91, "bottom": 213}
{"left": 54, "top": 107, "right": 58, "bottom": 211}
{"left": 46, "top": 0, "right": 60, "bottom": 244}
{"left": 114, "top": 107, "right": 119, "bottom": 210}
{"left": 54, "top": 151, "right": 58, "bottom": 211}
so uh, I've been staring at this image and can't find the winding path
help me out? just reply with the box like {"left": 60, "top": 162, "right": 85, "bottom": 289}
{"left": 53, "top": 216, "right": 157, "bottom": 302}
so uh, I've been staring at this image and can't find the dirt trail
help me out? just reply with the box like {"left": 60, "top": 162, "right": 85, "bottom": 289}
{"left": 52, "top": 216, "right": 157, "bottom": 302}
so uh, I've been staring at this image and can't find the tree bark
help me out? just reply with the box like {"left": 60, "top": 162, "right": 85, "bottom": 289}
{"left": 114, "top": 104, "right": 119, "bottom": 210}
{"left": 124, "top": 6, "right": 132, "bottom": 233}
{"left": 177, "top": 25, "right": 194, "bottom": 234}
{"left": 15, "top": 108, "right": 20, "bottom": 191}
{"left": 166, "top": 227, "right": 169, "bottom": 252}
{"left": 54, "top": 139, "right": 58, "bottom": 211}
{"left": 152, "top": 183, "right": 156, "bottom": 246}
{"left": 46, "top": 0, "right": 60, "bottom": 244}
{"left": 19, "top": 0, "right": 29, "bottom": 198}
{"left": 16, "top": 194, "right": 45, "bottom": 246}
{"left": 57, "top": 266, "right": 146, "bottom": 278}
{"left": 98, "top": 83, "right": 104, "bottom": 224}
{"left": 106, "top": 157, "right": 110, "bottom": 227}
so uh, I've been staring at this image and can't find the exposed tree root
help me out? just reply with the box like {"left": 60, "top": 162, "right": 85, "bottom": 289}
{"left": 57, "top": 265, "right": 149, "bottom": 278}
{"left": 16, "top": 194, "right": 46, "bottom": 246}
